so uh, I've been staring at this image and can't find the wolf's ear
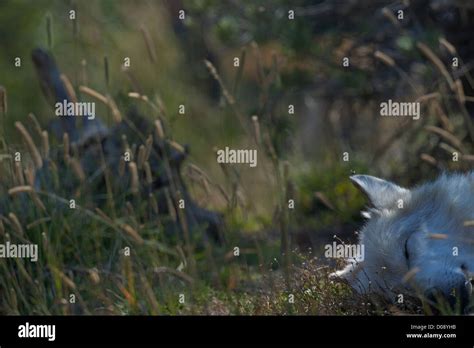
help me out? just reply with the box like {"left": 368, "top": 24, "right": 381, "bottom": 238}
{"left": 350, "top": 175, "right": 409, "bottom": 209}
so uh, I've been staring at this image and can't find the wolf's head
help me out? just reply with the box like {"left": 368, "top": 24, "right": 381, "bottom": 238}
{"left": 331, "top": 173, "right": 473, "bottom": 312}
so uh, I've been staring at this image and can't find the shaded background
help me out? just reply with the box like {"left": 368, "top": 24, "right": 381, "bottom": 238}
{"left": 0, "top": 0, "right": 473, "bottom": 314}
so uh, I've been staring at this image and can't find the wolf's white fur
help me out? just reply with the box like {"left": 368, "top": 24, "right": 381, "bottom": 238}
{"left": 331, "top": 172, "right": 474, "bottom": 308}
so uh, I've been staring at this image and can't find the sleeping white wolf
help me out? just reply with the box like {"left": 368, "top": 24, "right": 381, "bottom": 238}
{"left": 331, "top": 172, "right": 473, "bottom": 313}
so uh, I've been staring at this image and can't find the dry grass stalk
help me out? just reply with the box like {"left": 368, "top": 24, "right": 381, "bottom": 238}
{"left": 125, "top": 201, "right": 135, "bottom": 217}
{"left": 123, "top": 68, "right": 144, "bottom": 94}
{"left": 24, "top": 167, "right": 35, "bottom": 186}
{"left": 88, "top": 268, "right": 101, "bottom": 285}
{"left": 79, "top": 86, "right": 108, "bottom": 104}
{"left": 41, "top": 130, "right": 49, "bottom": 159}
{"left": 128, "top": 92, "right": 141, "bottom": 99}
{"left": 402, "top": 267, "right": 420, "bottom": 283}
{"left": 374, "top": 50, "right": 395, "bottom": 67}
{"left": 104, "top": 56, "right": 110, "bottom": 87}
{"left": 263, "top": 131, "right": 278, "bottom": 161}
{"left": 69, "top": 157, "right": 86, "bottom": 182}
{"left": 81, "top": 59, "right": 88, "bottom": 86}
{"left": 462, "top": 154, "right": 474, "bottom": 162}
{"left": 164, "top": 188, "right": 177, "bottom": 222}
{"left": 15, "top": 122, "right": 43, "bottom": 169}
{"left": 149, "top": 193, "right": 159, "bottom": 214}
{"left": 94, "top": 208, "right": 114, "bottom": 225}
{"left": 131, "top": 144, "right": 137, "bottom": 161}
{"left": 106, "top": 94, "right": 123, "bottom": 123}
{"left": 416, "top": 42, "right": 455, "bottom": 90}
{"left": 0, "top": 86, "right": 7, "bottom": 114}
{"left": 139, "top": 274, "right": 160, "bottom": 314}
{"left": 41, "top": 231, "right": 48, "bottom": 251}
{"left": 127, "top": 92, "right": 163, "bottom": 118}
{"left": 433, "top": 101, "right": 454, "bottom": 132}
{"left": 232, "top": 48, "right": 246, "bottom": 97}
{"left": 8, "top": 185, "right": 33, "bottom": 195}
{"left": 60, "top": 74, "right": 78, "bottom": 103}
{"left": 128, "top": 162, "right": 139, "bottom": 194}
{"left": 415, "top": 92, "right": 440, "bottom": 103}
{"left": 15, "top": 258, "right": 34, "bottom": 286}
{"left": 28, "top": 113, "right": 43, "bottom": 139}
{"left": 144, "top": 161, "right": 152, "bottom": 185}
{"left": 438, "top": 142, "right": 459, "bottom": 156}
{"left": 200, "top": 177, "right": 211, "bottom": 196}
{"left": 14, "top": 162, "right": 25, "bottom": 186}
{"left": 137, "top": 145, "right": 146, "bottom": 170}
{"left": 454, "top": 79, "right": 466, "bottom": 104}
{"left": 30, "top": 191, "right": 47, "bottom": 212}
{"left": 251, "top": 115, "right": 261, "bottom": 144}
{"left": 251, "top": 41, "right": 265, "bottom": 86}
{"left": 167, "top": 140, "right": 185, "bottom": 154}
{"left": 429, "top": 233, "right": 448, "bottom": 239}
{"left": 144, "top": 135, "right": 153, "bottom": 161}
{"left": 8, "top": 185, "right": 46, "bottom": 212}
{"left": 53, "top": 267, "right": 77, "bottom": 290}
{"left": 119, "top": 156, "right": 126, "bottom": 177}
{"left": 204, "top": 60, "right": 235, "bottom": 105}
{"left": 46, "top": 12, "right": 53, "bottom": 48}
{"left": 187, "top": 163, "right": 207, "bottom": 177}
{"left": 80, "top": 85, "right": 123, "bottom": 123}
{"left": 424, "top": 125, "right": 464, "bottom": 150}
{"left": 140, "top": 26, "right": 157, "bottom": 63}
{"left": 175, "top": 189, "right": 195, "bottom": 277}
{"left": 314, "top": 192, "right": 335, "bottom": 211}
{"left": 8, "top": 212, "right": 24, "bottom": 236}
{"left": 26, "top": 217, "right": 51, "bottom": 230}
{"left": 72, "top": 143, "right": 80, "bottom": 158}
{"left": 439, "top": 37, "right": 457, "bottom": 55}
{"left": 420, "top": 153, "right": 438, "bottom": 167}
{"left": 122, "top": 135, "right": 132, "bottom": 156}
{"left": 154, "top": 120, "right": 165, "bottom": 139}
{"left": 186, "top": 164, "right": 215, "bottom": 193}
{"left": 381, "top": 7, "right": 401, "bottom": 27}
{"left": 63, "top": 133, "right": 70, "bottom": 162}
{"left": 154, "top": 266, "right": 194, "bottom": 284}
{"left": 120, "top": 223, "right": 144, "bottom": 245}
